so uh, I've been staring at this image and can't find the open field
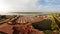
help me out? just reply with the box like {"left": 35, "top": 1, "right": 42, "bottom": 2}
{"left": 0, "top": 13, "right": 60, "bottom": 34}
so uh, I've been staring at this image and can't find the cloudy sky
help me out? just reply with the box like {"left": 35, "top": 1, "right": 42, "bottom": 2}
{"left": 0, "top": 0, "right": 60, "bottom": 12}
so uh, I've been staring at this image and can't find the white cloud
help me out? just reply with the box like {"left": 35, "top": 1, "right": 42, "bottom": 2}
{"left": 2, "top": 0, "right": 38, "bottom": 12}
{"left": 0, "top": 0, "right": 60, "bottom": 13}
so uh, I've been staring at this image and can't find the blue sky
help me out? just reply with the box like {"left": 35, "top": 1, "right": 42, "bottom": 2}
{"left": 37, "top": 0, "right": 60, "bottom": 12}
{"left": 38, "top": 0, "right": 60, "bottom": 5}
{"left": 0, "top": 0, "right": 60, "bottom": 12}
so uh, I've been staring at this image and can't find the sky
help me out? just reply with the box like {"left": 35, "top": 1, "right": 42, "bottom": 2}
{"left": 0, "top": 0, "right": 60, "bottom": 12}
